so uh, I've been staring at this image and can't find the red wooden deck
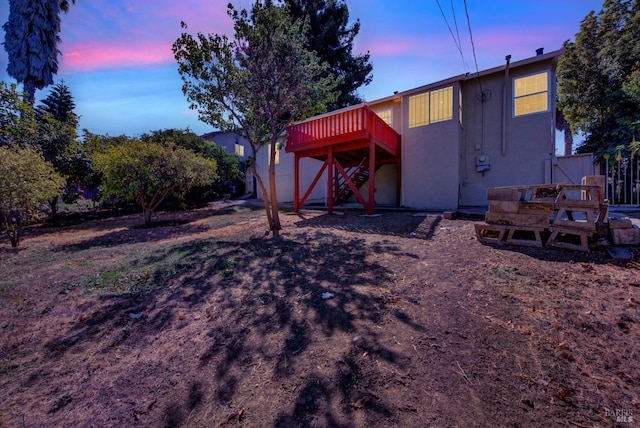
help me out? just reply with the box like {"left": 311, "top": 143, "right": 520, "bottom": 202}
{"left": 286, "top": 105, "right": 401, "bottom": 214}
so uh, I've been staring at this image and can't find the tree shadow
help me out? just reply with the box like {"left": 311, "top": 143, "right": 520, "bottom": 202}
{"left": 292, "top": 211, "right": 442, "bottom": 240}
{"left": 55, "top": 223, "right": 212, "bottom": 251}
{"left": 39, "top": 228, "right": 427, "bottom": 426}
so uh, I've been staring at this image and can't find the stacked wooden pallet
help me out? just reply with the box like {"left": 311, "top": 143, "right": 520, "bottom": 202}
{"left": 475, "top": 177, "right": 608, "bottom": 252}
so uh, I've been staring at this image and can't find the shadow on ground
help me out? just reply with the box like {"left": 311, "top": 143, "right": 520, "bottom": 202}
{"left": 38, "top": 229, "right": 425, "bottom": 426}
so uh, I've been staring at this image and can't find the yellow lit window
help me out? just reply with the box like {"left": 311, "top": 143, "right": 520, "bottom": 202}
{"left": 234, "top": 143, "right": 244, "bottom": 157}
{"left": 430, "top": 86, "right": 453, "bottom": 123}
{"left": 408, "top": 92, "right": 429, "bottom": 128}
{"left": 374, "top": 108, "right": 392, "bottom": 126}
{"left": 513, "top": 72, "right": 549, "bottom": 116}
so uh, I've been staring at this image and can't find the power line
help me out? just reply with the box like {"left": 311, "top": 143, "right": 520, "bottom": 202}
{"left": 450, "top": 0, "right": 464, "bottom": 66}
{"left": 463, "top": 0, "right": 486, "bottom": 151}
{"left": 435, "top": 0, "right": 466, "bottom": 69}
{"left": 463, "top": 0, "right": 481, "bottom": 81}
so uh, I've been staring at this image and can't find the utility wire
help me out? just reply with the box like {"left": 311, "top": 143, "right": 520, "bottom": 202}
{"left": 463, "top": 0, "right": 485, "bottom": 150}
{"left": 463, "top": 0, "right": 481, "bottom": 83}
{"left": 435, "top": 0, "right": 466, "bottom": 69}
{"left": 450, "top": 0, "right": 464, "bottom": 67}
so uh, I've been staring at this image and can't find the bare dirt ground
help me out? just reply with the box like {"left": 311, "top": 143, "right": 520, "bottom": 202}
{"left": 1, "top": 201, "right": 639, "bottom": 427}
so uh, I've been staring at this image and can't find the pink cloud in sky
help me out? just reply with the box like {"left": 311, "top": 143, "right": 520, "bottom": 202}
{"left": 60, "top": 41, "right": 175, "bottom": 72}
{"left": 354, "top": 34, "right": 453, "bottom": 58}
{"left": 56, "top": 0, "right": 236, "bottom": 73}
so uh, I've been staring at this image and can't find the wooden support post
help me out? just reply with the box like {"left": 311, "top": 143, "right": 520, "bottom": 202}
{"left": 334, "top": 157, "right": 368, "bottom": 209}
{"left": 396, "top": 145, "right": 402, "bottom": 208}
{"left": 327, "top": 146, "right": 334, "bottom": 214}
{"left": 298, "top": 161, "right": 327, "bottom": 210}
{"left": 293, "top": 154, "right": 300, "bottom": 212}
{"left": 368, "top": 140, "right": 376, "bottom": 215}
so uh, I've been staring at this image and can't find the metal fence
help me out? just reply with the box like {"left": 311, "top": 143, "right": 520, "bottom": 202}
{"left": 604, "top": 155, "right": 640, "bottom": 206}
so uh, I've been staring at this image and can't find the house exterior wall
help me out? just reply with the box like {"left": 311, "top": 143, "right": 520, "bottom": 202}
{"left": 353, "top": 164, "right": 398, "bottom": 205}
{"left": 255, "top": 141, "right": 327, "bottom": 203}
{"left": 201, "top": 131, "right": 248, "bottom": 159}
{"left": 257, "top": 50, "right": 561, "bottom": 211}
{"left": 459, "top": 57, "right": 557, "bottom": 206}
{"left": 384, "top": 84, "right": 461, "bottom": 210}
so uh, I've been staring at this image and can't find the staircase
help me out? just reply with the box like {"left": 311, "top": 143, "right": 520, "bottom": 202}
{"left": 335, "top": 157, "right": 378, "bottom": 204}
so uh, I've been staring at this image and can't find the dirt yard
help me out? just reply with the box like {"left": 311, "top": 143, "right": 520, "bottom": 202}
{"left": 0, "top": 201, "right": 639, "bottom": 427}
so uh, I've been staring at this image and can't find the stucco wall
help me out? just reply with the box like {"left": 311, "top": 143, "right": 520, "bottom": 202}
{"left": 255, "top": 145, "right": 327, "bottom": 204}
{"left": 353, "top": 164, "right": 398, "bottom": 206}
{"left": 458, "top": 60, "right": 556, "bottom": 206}
{"left": 390, "top": 87, "right": 460, "bottom": 211}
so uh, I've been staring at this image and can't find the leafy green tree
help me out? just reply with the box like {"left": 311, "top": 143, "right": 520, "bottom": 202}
{"left": 283, "top": 0, "right": 373, "bottom": 109}
{"left": 2, "top": 0, "right": 75, "bottom": 103}
{"left": 93, "top": 140, "right": 218, "bottom": 227}
{"left": 173, "top": 2, "right": 338, "bottom": 232}
{"left": 0, "top": 146, "right": 65, "bottom": 247}
{"left": 557, "top": 0, "right": 640, "bottom": 156}
{"left": 141, "top": 129, "right": 242, "bottom": 204}
{"left": 0, "top": 81, "right": 37, "bottom": 147}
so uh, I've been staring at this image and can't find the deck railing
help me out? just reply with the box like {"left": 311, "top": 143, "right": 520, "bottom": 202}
{"left": 287, "top": 106, "right": 400, "bottom": 155}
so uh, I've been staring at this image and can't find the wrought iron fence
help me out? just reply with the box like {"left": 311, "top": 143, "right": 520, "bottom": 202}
{"left": 604, "top": 154, "right": 640, "bottom": 206}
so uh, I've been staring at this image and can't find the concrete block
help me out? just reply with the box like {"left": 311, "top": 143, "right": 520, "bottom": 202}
{"left": 612, "top": 228, "right": 640, "bottom": 245}
{"left": 609, "top": 217, "right": 633, "bottom": 229}
{"left": 443, "top": 211, "right": 456, "bottom": 220}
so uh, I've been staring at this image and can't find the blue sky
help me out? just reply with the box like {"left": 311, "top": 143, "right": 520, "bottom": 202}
{"left": 0, "top": 0, "right": 604, "bottom": 137}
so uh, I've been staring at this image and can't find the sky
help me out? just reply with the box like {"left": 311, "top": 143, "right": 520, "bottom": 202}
{"left": 0, "top": 0, "right": 605, "bottom": 137}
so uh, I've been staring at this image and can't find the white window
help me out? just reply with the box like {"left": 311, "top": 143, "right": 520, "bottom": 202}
{"left": 513, "top": 71, "right": 549, "bottom": 116}
{"left": 430, "top": 86, "right": 453, "bottom": 123}
{"left": 234, "top": 143, "right": 244, "bottom": 157}
{"left": 408, "top": 92, "right": 429, "bottom": 128}
{"left": 374, "top": 108, "right": 392, "bottom": 126}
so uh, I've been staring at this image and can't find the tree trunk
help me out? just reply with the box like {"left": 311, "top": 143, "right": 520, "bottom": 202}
{"left": 251, "top": 158, "right": 273, "bottom": 229}
{"left": 23, "top": 79, "right": 37, "bottom": 105}
{"left": 563, "top": 127, "right": 574, "bottom": 156}
{"left": 8, "top": 215, "right": 21, "bottom": 248}
{"left": 267, "top": 150, "right": 281, "bottom": 231}
{"left": 143, "top": 207, "right": 153, "bottom": 228}
{"left": 49, "top": 195, "right": 59, "bottom": 225}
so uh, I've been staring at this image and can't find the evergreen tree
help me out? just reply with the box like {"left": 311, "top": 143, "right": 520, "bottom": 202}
{"left": 38, "top": 80, "right": 78, "bottom": 127}
{"left": 557, "top": 0, "right": 640, "bottom": 156}
{"left": 2, "top": 0, "right": 75, "bottom": 104}
{"left": 36, "top": 80, "right": 83, "bottom": 220}
{"left": 283, "top": 0, "right": 373, "bottom": 110}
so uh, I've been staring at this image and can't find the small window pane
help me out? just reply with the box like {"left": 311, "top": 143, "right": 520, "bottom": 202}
{"left": 515, "top": 92, "right": 548, "bottom": 116}
{"left": 513, "top": 72, "right": 549, "bottom": 116}
{"left": 430, "top": 86, "right": 453, "bottom": 123}
{"left": 375, "top": 108, "right": 392, "bottom": 125}
{"left": 408, "top": 92, "right": 429, "bottom": 128}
